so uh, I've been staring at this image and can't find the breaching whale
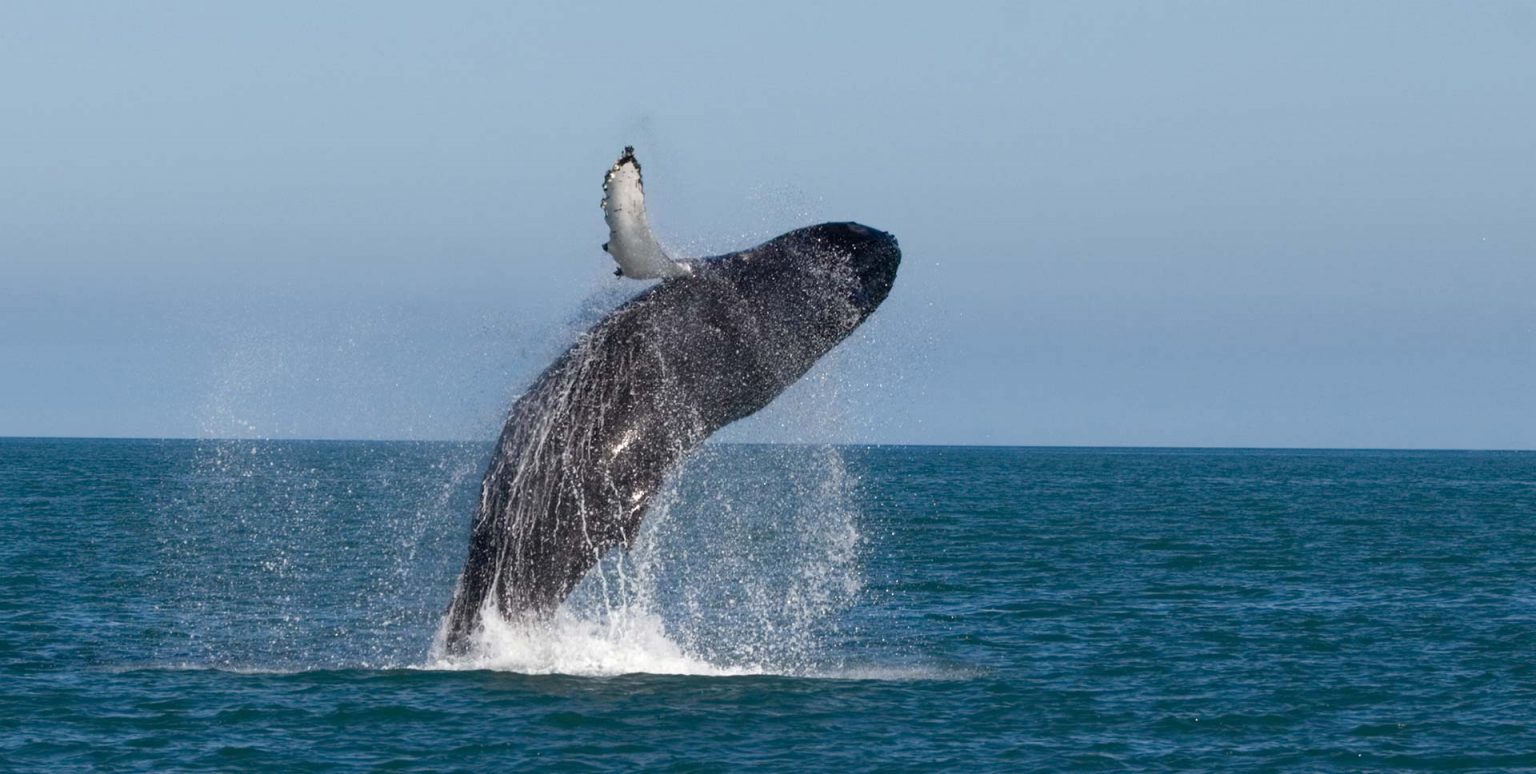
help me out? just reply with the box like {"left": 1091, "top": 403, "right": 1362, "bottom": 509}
{"left": 440, "top": 148, "right": 900, "bottom": 653}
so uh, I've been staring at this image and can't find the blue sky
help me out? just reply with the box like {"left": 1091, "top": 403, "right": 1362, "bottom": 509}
{"left": 2, "top": 1, "right": 1533, "bottom": 447}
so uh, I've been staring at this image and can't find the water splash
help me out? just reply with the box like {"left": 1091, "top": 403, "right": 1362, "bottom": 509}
{"left": 154, "top": 240, "right": 890, "bottom": 676}
{"left": 149, "top": 435, "right": 870, "bottom": 678}
{"left": 427, "top": 608, "right": 747, "bottom": 677}
{"left": 430, "top": 444, "right": 866, "bottom": 677}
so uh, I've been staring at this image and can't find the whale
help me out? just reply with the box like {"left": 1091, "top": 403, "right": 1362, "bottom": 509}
{"left": 439, "top": 150, "right": 900, "bottom": 653}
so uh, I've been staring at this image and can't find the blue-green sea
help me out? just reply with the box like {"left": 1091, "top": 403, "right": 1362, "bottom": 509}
{"left": 3, "top": 438, "right": 1534, "bottom": 771}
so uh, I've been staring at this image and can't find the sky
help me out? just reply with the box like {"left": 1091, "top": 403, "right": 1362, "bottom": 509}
{"left": 1, "top": 1, "right": 1533, "bottom": 448}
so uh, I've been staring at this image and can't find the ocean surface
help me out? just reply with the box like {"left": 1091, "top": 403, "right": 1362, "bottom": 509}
{"left": 2, "top": 439, "right": 1534, "bottom": 771}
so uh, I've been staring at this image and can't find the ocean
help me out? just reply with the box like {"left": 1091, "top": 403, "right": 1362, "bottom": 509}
{"left": 2, "top": 438, "right": 1533, "bottom": 771}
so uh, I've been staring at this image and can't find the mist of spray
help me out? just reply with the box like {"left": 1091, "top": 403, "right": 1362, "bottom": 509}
{"left": 431, "top": 443, "right": 865, "bottom": 677}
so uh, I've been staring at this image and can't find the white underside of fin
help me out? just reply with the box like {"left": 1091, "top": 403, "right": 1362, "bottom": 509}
{"left": 601, "top": 147, "right": 692, "bottom": 280}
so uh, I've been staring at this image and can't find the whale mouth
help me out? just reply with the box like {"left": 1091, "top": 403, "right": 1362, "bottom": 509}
{"left": 843, "top": 225, "right": 901, "bottom": 316}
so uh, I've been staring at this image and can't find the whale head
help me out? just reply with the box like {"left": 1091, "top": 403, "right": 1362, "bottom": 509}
{"left": 723, "top": 222, "right": 901, "bottom": 325}
{"left": 826, "top": 222, "right": 901, "bottom": 318}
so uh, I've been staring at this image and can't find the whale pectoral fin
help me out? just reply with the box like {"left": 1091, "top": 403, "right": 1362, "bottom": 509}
{"left": 600, "top": 146, "right": 692, "bottom": 280}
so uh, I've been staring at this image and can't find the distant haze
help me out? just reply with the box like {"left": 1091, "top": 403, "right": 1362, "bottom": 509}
{"left": 2, "top": 2, "right": 1532, "bottom": 448}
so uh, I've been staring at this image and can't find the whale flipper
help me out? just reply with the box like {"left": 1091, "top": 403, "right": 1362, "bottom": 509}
{"left": 601, "top": 146, "right": 692, "bottom": 280}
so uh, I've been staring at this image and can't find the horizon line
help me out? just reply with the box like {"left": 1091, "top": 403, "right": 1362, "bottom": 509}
{"left": 0, "top": 434, "right": 1531, "bottom": 454}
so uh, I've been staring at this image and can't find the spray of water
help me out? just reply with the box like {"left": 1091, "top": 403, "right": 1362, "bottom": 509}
{"left": 429, "top": 443, "right": 864, "bottom": 677}
{"left": 153, "top": 291, "right": 875, "bottom": 677}
{"left": 151, "top": 183, "right": 896, "bottom": 677}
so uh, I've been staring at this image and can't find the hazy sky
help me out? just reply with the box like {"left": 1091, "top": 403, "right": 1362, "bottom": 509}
{"left": 2, "top": 1, "right": 1533, "bottom": 447}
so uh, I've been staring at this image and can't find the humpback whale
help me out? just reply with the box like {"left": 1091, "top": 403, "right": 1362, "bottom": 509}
{"left": 440, "top": 148, "right": 900, "bottom": 653}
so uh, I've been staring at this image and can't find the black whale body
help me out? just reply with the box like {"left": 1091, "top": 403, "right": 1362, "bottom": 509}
{"left": 441, "top": 222, "right": 900, "bottom": 653}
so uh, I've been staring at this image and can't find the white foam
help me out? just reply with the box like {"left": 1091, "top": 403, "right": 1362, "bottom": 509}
{"left": 425, "top": 608, "right": 755, "bottom": 677}
{"left": 424, "top": 446, "right": 875, "bottom": 678}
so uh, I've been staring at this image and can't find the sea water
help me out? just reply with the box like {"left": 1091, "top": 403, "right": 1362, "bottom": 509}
{"left": 2, "top": 439, "right": 1534, "bottom": 770}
